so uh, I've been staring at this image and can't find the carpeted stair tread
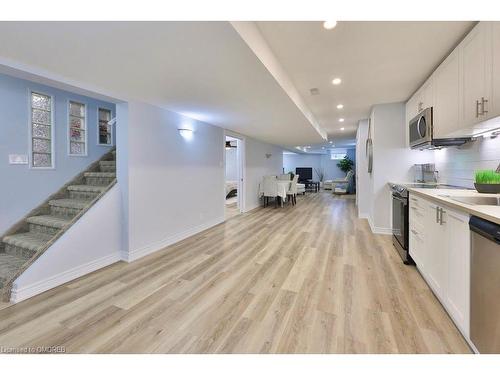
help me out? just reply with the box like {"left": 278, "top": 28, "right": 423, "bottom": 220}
{"left": 67, "top": 185, "right": 108, "bottom": 193}
{"left": 49, "top": 198, "right": 92, "bottom": 209}
{"left": 84, "top": 172, "right": 116, "bottom": 178}
{"left": 2, "top": 232, "right": 51, "bottom": 252}
{"left": 0, "top": 254, "right": 27, "bottom": 289}
{"left": 26, "top": 215, "right": 71, "bottom": 229}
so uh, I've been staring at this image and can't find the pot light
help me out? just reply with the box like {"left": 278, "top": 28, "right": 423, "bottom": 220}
{"left": 332, "top": 78, "right": 342, "bottom": 85}
{"left": 323, "top": 21, "right": 337, "bottom": 30}
{"left": 336, "top": 104, "right": 344, "bottom": 109}
{"left": 329, "top": 141, "right": 333, "bottom": 144}
{"left": 178, "top": 128, "right": 193, "bottom": 140}
{"left": 340, "top": 127, "right": 345, "bottom": 131}
{"left": 339, "top": 118, "right": 345, "bottom": 122}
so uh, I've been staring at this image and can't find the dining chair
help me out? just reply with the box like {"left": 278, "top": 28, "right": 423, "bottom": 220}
{"left": 262, "top": 175, "right": 278, "bottom": 207}
{"left": 278, "top": 174, "right": 291, "bottom": 181}
{"left": 287, "top": 174, "right": 299, "bottom": 205}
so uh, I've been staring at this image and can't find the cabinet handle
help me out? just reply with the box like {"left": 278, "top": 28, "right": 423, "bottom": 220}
{"left": 481, "top": 97, "right": 489, "bottom": 115}
{"left": 436, "top": 206, "right": 440, "bottom": 223}
{"left": 439, "top": 208, "right": 446, "bottom": 225}
{"left": 476, "top": 100, "right": 480, "bottom": 118}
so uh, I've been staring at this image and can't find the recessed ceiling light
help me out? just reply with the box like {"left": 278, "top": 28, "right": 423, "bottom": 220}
{"left": 336, "top": 104, "right": 344, "bottom": 109}
{"left": 340, "top": 127, "right": 345, "bottom": 131}
{"left": 332, "top": 78, "right": 342, "bottom": 85}
{"left": 339, "top": 118, "right": 345, "bottom": 122}
{"left": 323, "top": 21, "right": 337, "bottom": 30}
{"left": 329, "top": 141, "right": 333, "bottom": 144}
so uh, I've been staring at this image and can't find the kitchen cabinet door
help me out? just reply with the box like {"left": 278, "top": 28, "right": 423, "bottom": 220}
{"left": 424, "top": 202, "right": 447, "bottom": 300}
{"left": 490, "top": 21, "right": 500, "bottom": 120}
{"left": 445, "top": 209, "right": 470, "bottom": 336}
{"left": 433, "top": 49, "right": 461, "bottom": 138}
{"left": 460, "top": 22, "right": 492, "bottom": 127}
{"left": 421, "top": 78, "right": 434, "bottom": 110}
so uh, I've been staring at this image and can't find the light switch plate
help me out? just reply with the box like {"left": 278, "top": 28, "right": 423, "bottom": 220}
{"left": 9, "top": 154, "right": 28, "bottom": 164}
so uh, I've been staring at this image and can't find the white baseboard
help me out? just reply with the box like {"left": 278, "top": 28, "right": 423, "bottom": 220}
{"left": 10, "top": 252, "right": 121, "bottom": 303}
{"left": 123, "top": 216, "right": 225, "bottom": 262}
{"left": 359, "top": 214, "right": 392, "bottom": 235}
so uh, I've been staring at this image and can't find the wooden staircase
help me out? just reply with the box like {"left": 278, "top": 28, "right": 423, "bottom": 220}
{"left": 0, "top": 148, "right": 116, "bottom": 301}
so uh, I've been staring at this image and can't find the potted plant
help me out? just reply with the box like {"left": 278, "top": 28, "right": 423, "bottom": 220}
{"left": 287, "top": 171, "right": 295, "bottom": 181}
{"left": 474, "top": 170, "right": 500, "bottom": 193}
{"left": 337, "top": 156, "right": 354, "bottom": 174}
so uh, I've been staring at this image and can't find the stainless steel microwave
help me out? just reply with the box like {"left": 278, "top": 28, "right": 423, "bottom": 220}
{"left": 409, "top": 107, "right": 432, "bottom": 148}
{"left": 409, "top": 107, "right": 470, "bottom": 149}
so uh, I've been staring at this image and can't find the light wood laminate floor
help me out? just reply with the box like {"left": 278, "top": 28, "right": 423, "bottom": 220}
{"left": 0, "top": 193, "right": 471, "bottom": 353}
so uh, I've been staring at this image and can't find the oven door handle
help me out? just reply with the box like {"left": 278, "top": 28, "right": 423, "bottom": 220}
{"left": 392, "top": 195, "right": 408, "bottom": 204}
{"left": 416, "top": 115, "right": 426, "bottom": 138}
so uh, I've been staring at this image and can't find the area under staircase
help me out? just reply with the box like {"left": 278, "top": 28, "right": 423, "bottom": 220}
{"left": 0, "top": 148, "right": 116, "bottom": 301}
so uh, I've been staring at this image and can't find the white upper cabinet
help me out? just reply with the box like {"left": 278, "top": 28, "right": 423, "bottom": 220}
{"left": 491, "top": 22, "right": 500, "bottom": 120}
{"left": 460, "top": 22, "right": 492, "bottom": 127}
{"left": 407, "top": 21, "right": 500, "bottom": 141}
{"left": 433, "top": 48, "right": 460, "bottom": 138}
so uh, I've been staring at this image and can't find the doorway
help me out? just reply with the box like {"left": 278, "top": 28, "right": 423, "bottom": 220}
{"left": 224, "top": 135, "right": 244, "bottom": 219}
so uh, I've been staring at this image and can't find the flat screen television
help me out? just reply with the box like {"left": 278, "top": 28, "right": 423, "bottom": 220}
{"left": 296, "top": 167, "right": 313, "bottom": 182}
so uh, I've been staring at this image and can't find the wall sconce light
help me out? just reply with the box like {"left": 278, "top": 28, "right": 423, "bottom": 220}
{"left": 178, "top": 128, "right": 194, "bottom": 140}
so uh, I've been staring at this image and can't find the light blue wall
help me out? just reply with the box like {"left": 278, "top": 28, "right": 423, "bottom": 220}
{"left": 283, "top": 148, "right": 356, "bottom": 181}
{"left": 0, "top": 72, "right": 116, "bottom": 233}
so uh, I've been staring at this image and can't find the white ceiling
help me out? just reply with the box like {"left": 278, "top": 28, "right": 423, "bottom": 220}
{"left": 0, "top": 21, "right": 476, "bottom": 150}
{"left": 0, "top": 21, "right": 324, "bottom": 147}
{"left": 256, "top": 21, "right": 475, "bottom": 147}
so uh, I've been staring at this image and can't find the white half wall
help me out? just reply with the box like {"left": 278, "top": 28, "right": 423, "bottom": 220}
{"left": 118, "top": 101, "right": 226, "bottom": 262}
{"left": 11, "top": 184, "right": 123, "bottom": 303}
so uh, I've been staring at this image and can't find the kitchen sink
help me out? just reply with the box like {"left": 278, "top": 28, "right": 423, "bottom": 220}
{"left": 450, "top": 196, "right": 500, "bottom": 206}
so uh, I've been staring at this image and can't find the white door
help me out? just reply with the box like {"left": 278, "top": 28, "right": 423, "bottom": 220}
{"left": 460, "top": 22, "right": 492, "bottom": 127}
{"left": 433, "top": 48, "right": 461, "bottom": 138}
{"left": 445, "top": 209, "right": 471, "bottom": 336}
{"left": 424, "top": 202, "right": 447, "bottom": 299}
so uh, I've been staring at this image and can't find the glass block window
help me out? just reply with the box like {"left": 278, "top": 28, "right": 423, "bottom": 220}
{"left": 98, "top": 108, "right": 112, "bottom": 145}
{"left": 30, "top": 92, "right": 53, "bottom": 168}
{"left": 68, "top": 101, "right": 86, "bottom": 155}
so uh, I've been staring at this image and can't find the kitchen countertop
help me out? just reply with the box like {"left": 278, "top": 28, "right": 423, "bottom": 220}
{"left": 408, "top": 187, "right": 500, "bottom": 225}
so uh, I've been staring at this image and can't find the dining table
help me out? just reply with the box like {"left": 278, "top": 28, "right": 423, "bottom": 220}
{"left": 258, "top": 180, "right": 291, "bottom": 206}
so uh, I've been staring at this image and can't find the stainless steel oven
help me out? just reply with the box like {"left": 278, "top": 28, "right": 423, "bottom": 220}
{"left": 409, "top": 107, "right": 432, "bottom": 149}
{"left": 390, "top": 186, "right": 412, "bottom": 264}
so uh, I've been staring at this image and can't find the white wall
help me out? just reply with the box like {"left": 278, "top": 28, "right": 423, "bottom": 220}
{"left": 245, "top": 137, "right": 283, "bottom": 212}
{"left": 118, "top": 101, "right": 226, "bottom": 262}
{"left": 12, "top": 184, "right": 123, "bottom": 303}
{"left": 356, "top": 119, "right": 370, "bottom": 217}
{"left": 434, "top": 135, "right": 500, "bottom": 188}
{"left": 357, "top": 103, "right": 434, "bottom": 234}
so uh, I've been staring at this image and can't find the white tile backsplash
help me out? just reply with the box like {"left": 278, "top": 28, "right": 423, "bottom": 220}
{"left": 434, "top": 135, "right": 500, "bottom": 188}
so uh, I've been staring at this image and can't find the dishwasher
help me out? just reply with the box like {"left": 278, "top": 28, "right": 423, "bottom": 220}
{"left": 470, "top": 216, "right": 500, "bottom": 354}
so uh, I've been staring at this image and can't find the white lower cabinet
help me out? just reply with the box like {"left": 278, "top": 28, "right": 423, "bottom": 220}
{"left": 409, "top": 194, "right": 470, "bottom": 337}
